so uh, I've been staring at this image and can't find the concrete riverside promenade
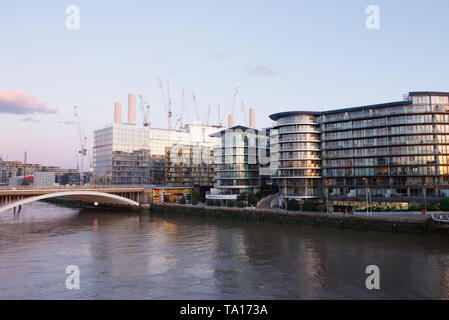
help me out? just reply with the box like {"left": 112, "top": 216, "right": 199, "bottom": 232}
{"left": 150, "top": 203, "right": 449, "bottom": 236}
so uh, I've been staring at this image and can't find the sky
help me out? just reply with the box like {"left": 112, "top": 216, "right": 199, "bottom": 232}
{"left": 1, "top": 0, "right": 448, "bottom": 168}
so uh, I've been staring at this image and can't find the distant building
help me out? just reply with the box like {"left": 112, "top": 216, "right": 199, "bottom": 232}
{"left": 34, "top": 172, "right": 56, "bottom": 186}
{"left": 92, "top": 122, "right": 224, "bottom": 185}
{"left": 165, "top": 145, "right": 215, "bottom": 187}
{"left": 0, "top": 159, "right": 78, "bottom": 186}
{"left": 206, "top": 125, "right": 272, "bottom": 203}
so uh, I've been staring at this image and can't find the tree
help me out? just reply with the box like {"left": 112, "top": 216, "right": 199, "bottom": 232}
{"left": 440, "top": 197, "right": 449, "bottom": 211}
{"left": 287, "top": 199, "right": 300, "bottom": 211}
{"left": 302, "top": 200, "right": 316, "bottom": 212}
{"left": 191, "top": 189, "right": 201, "bottom": 205}
{"left": 237, "top": 193, "right": 258, "bottom": 207}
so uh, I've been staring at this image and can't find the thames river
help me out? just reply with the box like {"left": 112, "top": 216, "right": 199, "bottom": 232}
{"left": 0, "top": 201, "right": 448, "bottom": 299}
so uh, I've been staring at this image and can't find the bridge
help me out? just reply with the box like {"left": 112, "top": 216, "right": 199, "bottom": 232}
{"left": 0, "top": 186, "right": 154, "bottom": 214}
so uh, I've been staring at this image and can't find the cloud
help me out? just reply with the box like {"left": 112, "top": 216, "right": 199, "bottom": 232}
{"left": 57, "top": 120, "right": 75, "bottom": 125}
{"left": 245, "top": 65, "right": 280, "bottom": 77}
{"left": 0, "top": 91, "right": 57, "bottom": 114}
{"left": 21, "top": 117, "right": 40, "bottom": 123}
{"left": 209, "top": 52, "right": 230, "bottom": 59}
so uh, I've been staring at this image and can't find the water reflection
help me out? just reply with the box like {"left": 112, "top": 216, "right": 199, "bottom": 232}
{"left": 0, "top": 202, "right": 448, "bottom": 299}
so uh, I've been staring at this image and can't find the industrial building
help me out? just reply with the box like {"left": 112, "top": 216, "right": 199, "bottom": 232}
{"left": 270, "top": 91, "right": 449, "bottom": 210}
{"left": 92, "top": 93, "right": 225, "bottom": 185}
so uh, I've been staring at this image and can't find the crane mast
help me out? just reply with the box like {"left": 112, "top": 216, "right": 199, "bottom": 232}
{"left": 139, "top": 94, "right": 151, "bottom": 127}
{"left": 191, "top": 91, "right": 201, "bottom": 123}
{"left": 157, "top": 77, "right": 172, "bottom": 129}
{"left": 217, "top": 104, "right": 223, "bottom": 127}
{"left": 166, "top": 80, "right": 173, "bottom": 129}
{"left": 240, "top": 100, "right": 248, "bottom": 126}
{"left": 229, "top": 86, "right": 240, "bottom": 118}
{"left": 206, "top": 105, "right": 211, "bottom": 125}
{"left": 74, "top": 106, "right": 87, "bottom": 185}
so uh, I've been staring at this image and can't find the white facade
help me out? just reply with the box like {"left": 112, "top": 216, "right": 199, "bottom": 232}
{"left": 92, "top": 123, "right": 224, "bottom": 185}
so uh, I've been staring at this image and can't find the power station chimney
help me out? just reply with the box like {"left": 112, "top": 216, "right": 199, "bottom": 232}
{"left": 249, "top": 108, "right": 256, "bottom": 128}
{"left": 114, "top": 102, "right": 122, "bottom": 123}
{"left": 228, "top": 114, "right": 234, "bottom": 128}
{"left": 128, "top": 93, "right": 136, "bottom": 125}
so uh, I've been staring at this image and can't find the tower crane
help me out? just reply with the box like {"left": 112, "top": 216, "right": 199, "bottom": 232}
{"left": 157, "top": 77, "right": 172, "bottom": 129}
{"left": 74, "top": 106, "right": 91, "bottom": 185}
{"left": 190, "top": 91, "right": 201, "bottom": 123}
{"left": 240, "top": 100, "right": 248, "bottom": 126}
{"left": 206, "top": 105, "right": 212, "bottom": 125}
{"left": 139, "top": 95, "right": 151, "bottom": 127}
{"left": 174, "top": 88, "right": 187, "bottom": 129}
{"left": 166, "top": 80, "right": 173, "bottom": 129}
{"left": 217, "top": 104, "right": 222, "bottom": 127}
{"left": 229, "top": 86, "right": 239, "bottom": 118}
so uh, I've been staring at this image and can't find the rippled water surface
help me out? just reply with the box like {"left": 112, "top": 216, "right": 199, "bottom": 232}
{"left": 0, "top": 202, "right": 448, "bottom": 299}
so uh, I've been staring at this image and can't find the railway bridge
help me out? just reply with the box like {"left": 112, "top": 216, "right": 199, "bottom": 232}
{"left": 0, "top": 186, "right": 154, "bottom": 214}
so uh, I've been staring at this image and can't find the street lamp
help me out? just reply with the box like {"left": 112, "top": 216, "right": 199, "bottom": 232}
{"left": 424, "top": 187, "right": 427, "bottom": 213}
{"left": 363, "top": 177, "right": 369, "bottom": 215}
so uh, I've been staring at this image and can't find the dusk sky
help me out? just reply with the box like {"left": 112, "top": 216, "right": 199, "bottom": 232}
{"left": 1, "top": 0, "right": 448, "bottom": 168}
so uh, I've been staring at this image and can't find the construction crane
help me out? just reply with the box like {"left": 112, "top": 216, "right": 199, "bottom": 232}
{"left": 166, "top": 80, "right": 173, "bottom": 129}
{"left": 229, "top": 86, "right": 240, "bottom": 118}
{"left": 190, "top": 91, "right": 201, "bottom": 123}
{"left": 240, "top": 100, "right": 248, "bottom": 126}
{"left": 157, "top": 77, "right": 172, "bottom": 129}
{"left": 174, "top": 88, "right": 187, "bottom": 129}
{"left": 217, "top": 104, "right": 222, "bottom": 127}
{"left": 206, "top": 105, "right": 212, "bottom": 125}
{"left": 139, "top": 95, "right": 151, "bottom": 127}
{"left": 74, "top": 106, "right": 91, "bottom": 185}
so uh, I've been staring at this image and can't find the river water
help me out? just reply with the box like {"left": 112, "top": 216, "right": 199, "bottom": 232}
{"left": 0, "top": 202, "right": 448, "bottom": 299}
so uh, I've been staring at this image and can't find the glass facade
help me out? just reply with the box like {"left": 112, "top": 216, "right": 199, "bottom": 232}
{"left": 207, "top": 126, "right": 271, "bottom": 199}
{"left": 165, "top": 145, "right": 215, "bottom": 186}
{"left": 270, "top": 92, "right": 449, "bottom": 205}
{"left": 270, "top": 114, "right": 322, "bottom": 201}
{"left": 93, "top": 123, "right": 223, "bottom": 185}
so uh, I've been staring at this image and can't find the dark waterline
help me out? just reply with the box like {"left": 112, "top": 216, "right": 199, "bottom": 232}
{"left": 0, "top": 202, "right": 448, "bottom": 299}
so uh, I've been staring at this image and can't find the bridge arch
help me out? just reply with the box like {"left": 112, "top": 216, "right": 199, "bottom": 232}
{"left": 0, "top": 191, "right": 139, "bottom": 214}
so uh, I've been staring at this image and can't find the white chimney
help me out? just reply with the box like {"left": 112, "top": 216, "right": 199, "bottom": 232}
{"left": 228, "top": 114, "right": 234, "bottom": 128}
{"left": 128, "top": 93, "right": 136, "bottom": 125}
{"left": 114, "top": 102, "right": 122, "bottom": 123}
{"left": 249, "top": 108, "right": 256, "bottom": 128}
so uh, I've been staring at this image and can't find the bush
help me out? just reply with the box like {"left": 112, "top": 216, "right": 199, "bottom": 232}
{"left": 191, "top": 190, "right": 201, "bottom": 203}
{"left": 237, "top": 201, "right": 245, "bottom": 208}
{"left": 237, "top": 193, "right": 259, "bottom": 206}
{"left": 440, "top": 197, "right": 449, "bottom": 211}
{"left": 255, "top": 185, "right": 278, "bottom": 200}
{"left": 214, "top": 199, "right": 222, "bottom": 207}
{"left": 180, "top": 197, "right": 186, "bottom": 204}
{"left": 302, "top": 200, "right": 316, "bottom": 212}
{"left": 287, "top": 199, "right": 300, "bottom": 211}
{"left": 227, "top": 200, "right": 235, "bottom": 207}
{"left": 206, "top": 199, "right": 214, "bottom": 206}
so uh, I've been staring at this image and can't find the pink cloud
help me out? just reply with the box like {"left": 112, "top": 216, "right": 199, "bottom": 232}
{"left": 0, "top": 90, "right": 57, "bottom": 114}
